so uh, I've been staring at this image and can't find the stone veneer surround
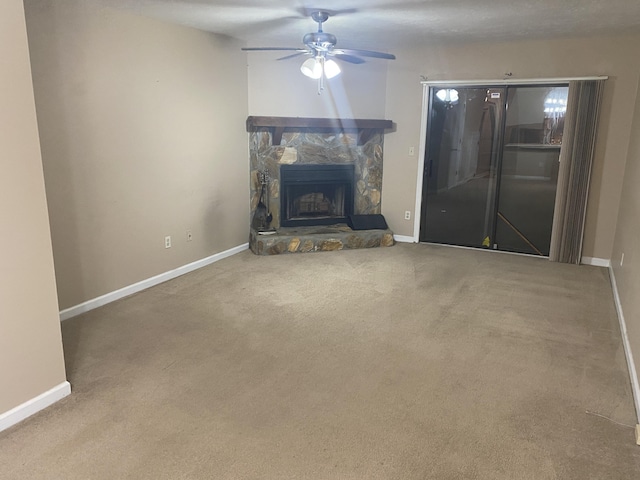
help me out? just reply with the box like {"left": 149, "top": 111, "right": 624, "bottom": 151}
{"left": 247, "top": 117, "right": 394, "bottom": 254}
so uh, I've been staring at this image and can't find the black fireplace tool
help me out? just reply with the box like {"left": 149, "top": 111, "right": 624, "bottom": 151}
{"left": 251, "top": 172, "right": 273, "bottom": 232}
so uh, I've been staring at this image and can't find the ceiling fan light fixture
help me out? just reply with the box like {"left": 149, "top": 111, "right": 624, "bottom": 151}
{"left": 243, "top": 10, "right": 394, "bottom": 93}
{"left": 300, "top": 57, "right": 322, "bottom": 79}
{"left": 323, "top": 59, "right": 341, "bottom": 79}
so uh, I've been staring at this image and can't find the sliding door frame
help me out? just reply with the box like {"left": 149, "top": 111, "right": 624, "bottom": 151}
{"left": 412, "top": 76, "right": 608, "bottom": 244}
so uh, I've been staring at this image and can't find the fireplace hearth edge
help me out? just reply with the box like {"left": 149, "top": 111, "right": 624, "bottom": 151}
{"left": 249, "top": 224, "right": 394, "bottom": 256}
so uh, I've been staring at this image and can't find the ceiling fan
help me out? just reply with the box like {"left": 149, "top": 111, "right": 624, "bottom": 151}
{"left": 242, "top": 10, "right": 395, "bottom": 92}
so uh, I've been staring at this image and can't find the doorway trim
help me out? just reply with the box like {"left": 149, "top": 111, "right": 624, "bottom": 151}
{"left": 411, "top": 76, "right": 608, "bottom": 243}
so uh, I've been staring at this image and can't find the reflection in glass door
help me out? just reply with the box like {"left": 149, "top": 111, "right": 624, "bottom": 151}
{"left": 420, "top": 87, "right": 505, "bottom": 248}
{"left": 420, "top": 84, "right": 568, "bottom": 256}
{"left": 495, "top": 86, "right": 568, "bottom": 256}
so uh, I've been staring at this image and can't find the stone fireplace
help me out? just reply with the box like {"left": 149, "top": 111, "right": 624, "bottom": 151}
{"left": 247, "top": 116, "right": 395, "bottom": 255}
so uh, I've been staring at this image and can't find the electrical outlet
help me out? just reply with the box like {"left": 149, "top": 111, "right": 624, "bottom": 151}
{"left": 187, "top": 230, "right": 193, "bottom": 242}
{"left": 408, "top": 146, "right": 415, "bottom": 156}
{"left": 165, "top": 236, "right": 171, "bottom": 249}
{"left": 404, "top": 211, "right": 411, "bottom": 220}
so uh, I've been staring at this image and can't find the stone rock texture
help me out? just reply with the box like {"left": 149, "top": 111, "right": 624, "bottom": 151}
{"left": 249, "top": 225, "right": 395, "bottom": 256}
{"left": 248, "top": 125, "right": 393, "bottom": 255}
{"left": 249, "top": 130, "right": 385, "bottom": 230}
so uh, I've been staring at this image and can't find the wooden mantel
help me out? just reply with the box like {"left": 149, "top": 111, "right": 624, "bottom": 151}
{"left": 246, "top": 116, "right": 393, "bottom": 146}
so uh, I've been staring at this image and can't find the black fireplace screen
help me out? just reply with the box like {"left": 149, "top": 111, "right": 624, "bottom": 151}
{"left": 280, "top": 164, "right": 355, "bottom": 227}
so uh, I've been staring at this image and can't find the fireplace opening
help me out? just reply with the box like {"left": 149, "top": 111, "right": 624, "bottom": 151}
{"left": 281, "top": 164, "right": 354, "bottom": 227}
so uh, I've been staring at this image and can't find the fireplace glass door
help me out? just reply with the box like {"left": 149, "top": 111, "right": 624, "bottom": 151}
{"left": 280, "top": 164, "right": 354, "bottom": 227}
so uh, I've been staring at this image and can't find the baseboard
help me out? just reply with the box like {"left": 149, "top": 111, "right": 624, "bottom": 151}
{"left": 393, "top": 235, "right": 415, "bottom": 243}
{"left": 581, "top": 256, "right": 611, "bottom": 267}
{"left": 608, "top": 266, "right": 640, "bottom": 423}
{"left": 59, "top": 243, "right": 249, "bottom": 321}
{"left": 0, "top": 381, "right": 71, "bottom": 433}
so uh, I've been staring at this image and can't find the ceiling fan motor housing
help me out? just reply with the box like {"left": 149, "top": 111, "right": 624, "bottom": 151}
{"left": 303, "top": 32, "right": 337, "bottom": 51}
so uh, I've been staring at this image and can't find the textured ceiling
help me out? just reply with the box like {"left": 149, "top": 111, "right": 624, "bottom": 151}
{"left": 98, "top": 0, "right": 640, "bottom": 52}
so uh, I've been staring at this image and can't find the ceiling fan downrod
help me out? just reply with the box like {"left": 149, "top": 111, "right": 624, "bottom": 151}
{"left": 310, "top": 10, "right": 330, "bottom": 32}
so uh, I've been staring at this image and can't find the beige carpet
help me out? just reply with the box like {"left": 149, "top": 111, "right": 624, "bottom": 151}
{"left": 1, "top": 243, "right": 639, "bottom": 479}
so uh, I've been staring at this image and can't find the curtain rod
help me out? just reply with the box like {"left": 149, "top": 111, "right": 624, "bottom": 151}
{"left": 420, "top": 76, "right": 608, "bottom": 86}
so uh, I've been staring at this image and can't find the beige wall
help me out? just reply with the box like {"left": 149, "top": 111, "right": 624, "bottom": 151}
{"left": 0, "top": 0, "right": 66, "bottom": 414}
{"left": 25, "top": 1, "right": 249, "bottom": 309}
{"left": 611, "top": 75, "right": 640, "bottom": 407}
{"left": 247, "top": 53, "right": 388, "bottom": 118}
{"left": 382, "top": 34, "right": 640, "bottom": 260}
{"left": 18, "top": 3, "right": 640, "bottom": 328}
{"left": 8, "top": 0, "right": 640, "bottom": 422}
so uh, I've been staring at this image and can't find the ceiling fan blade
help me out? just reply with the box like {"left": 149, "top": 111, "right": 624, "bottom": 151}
{"left": 277, "top": 51, "right": 309, "bottom": 61}
{"left": 334, "top": 48, "right": 396, "bottom": 60}
{"left": 235, "top": 15, "right": 304, "bottom": 37}
{"left": 242, "top": 47, "right": 304, "bottom": 52}
{"left": 331, "top": 53, "right": 365, "bottom": 64}
{"left": 298, "top": 7, "right": 358, "bottom": 18}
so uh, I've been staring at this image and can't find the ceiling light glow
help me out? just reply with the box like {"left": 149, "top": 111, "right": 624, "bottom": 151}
{"left": 323, "top": 59, "right": 341, "bottom": 79}
{"left": 300, "top": 58, "right": 322, "bottom": 79}
{"left": 436, "top": 88, "right": 459, "bottom": 104}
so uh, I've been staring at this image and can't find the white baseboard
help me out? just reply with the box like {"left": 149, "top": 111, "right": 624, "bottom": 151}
{"left": 581, "top": 256, "right": 611, "bottom": 268}
{"left": 393, "top": 235, "right": 416, "bottom": 243}
{"left": 0, "top": 381, "right": 71, "bottom": 433}
{"left": 59, "top": 243, "right": 249, "bottom": 321}
{"left": 608, "top": 266, "right": 640, "bottom": 423}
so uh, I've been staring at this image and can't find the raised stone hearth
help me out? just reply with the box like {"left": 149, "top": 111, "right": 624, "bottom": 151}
{"left": 246, "top": 116, "right": 394, "bottom": 255}
{"left": 250, "top": 225, "right": 394, "bottom": 256}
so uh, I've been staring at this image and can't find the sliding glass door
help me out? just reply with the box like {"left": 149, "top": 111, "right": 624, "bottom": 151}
{"left": 420, "top": 84, "right": 568, "bottom": 256}
{"left": 420, "top": 87, "right": 505, "bottom": 248}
